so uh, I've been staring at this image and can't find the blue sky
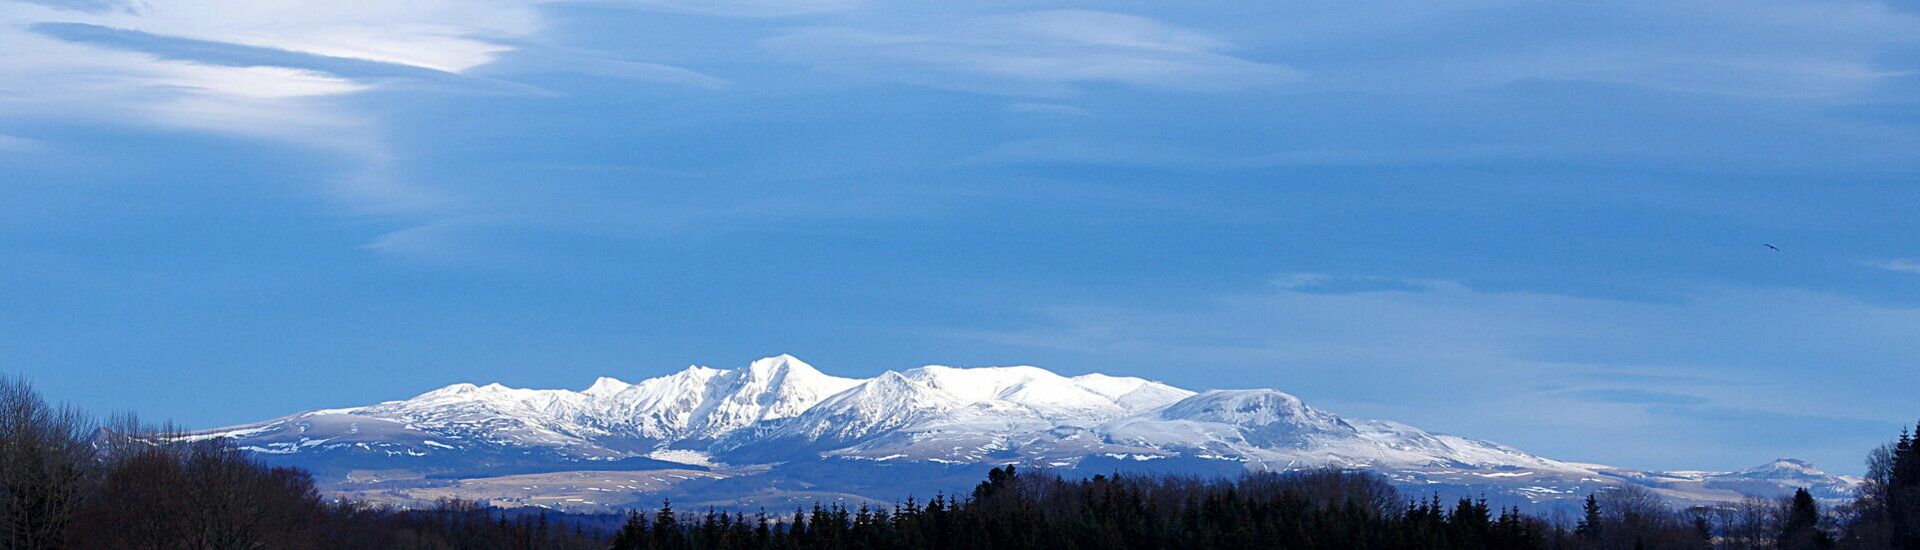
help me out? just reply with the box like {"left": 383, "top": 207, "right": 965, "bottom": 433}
{"left": 3, "top": 0, "right": 1919, "bottom": 475}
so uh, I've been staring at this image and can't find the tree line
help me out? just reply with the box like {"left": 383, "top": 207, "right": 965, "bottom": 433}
{"left": 601, "top": 464, "right": 1899, "bottom": 550}
{"left": 612, "top": 421, "right": 1919, "bottom": 550}
{"left": 1, "top": 375, "right": 1916, "bottom": 549}
{"left": 0, "top": 377, "right": 607, "bottom": 549}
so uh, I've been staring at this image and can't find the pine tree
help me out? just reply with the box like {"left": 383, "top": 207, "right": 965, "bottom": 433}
{"left": 1895, "top": 423, "right": 1920, "bottom": 550}
{"left": 1779, "top": 488, "right": 1832, "bottom": 550}
{"left": 609, "top": 511, "right": 651, "bottom": 550}
{"left": 653, "top": 500, "right": 681, "bottom": 550}
{"left": 1575, "top": 494, "right": 1602, "bottom": 540}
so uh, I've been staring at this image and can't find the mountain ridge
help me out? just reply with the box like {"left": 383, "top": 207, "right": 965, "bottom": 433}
{"left": 198, "top": 354, "right": 1860, "bottom": 511}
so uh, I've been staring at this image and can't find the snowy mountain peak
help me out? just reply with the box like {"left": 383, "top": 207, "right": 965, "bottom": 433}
{"left": 906, "top": 365, "right": 1068, "bottom": 400}
{"left": 1733, "top": 458, "right": 1830, "bottom": 478}
{"left": 745, "top": 354, "right": 813, "bottom": 373}
{"left": 584, "top": 377, "right": 631, "bottom": 396}
{"left": 1071, "top": 373, "right": 1197, "bottom": 411}
{"left": 1070, "top": 373, "right": 1161, "bottom": 399}
{"left": 675, "top": 365, "right": 723, "bottom": 377}
{"left": 1760, "top": 458, "right": 1818, "bottom": 470}
{"left": 825, "top": 370, "right": 951, "bottom": 409}
{"left": 678, "top": 355, "right": 863, "bottom": 439}
{"left": 1159, "top": 389, "right": 1346, "bottom": 430}
{"left": 731, "top": 355, "right": 853, "bottom": 394}
{"left": 721, "top": 368, "right": 966, "bottom": 451}
{"left": 419, "top": 382, "right": 481, "bottom": 397}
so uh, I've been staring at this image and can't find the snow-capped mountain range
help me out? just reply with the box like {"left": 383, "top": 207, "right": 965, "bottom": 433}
{"left": 199, "top": 355, "right": 1859, "bottom": 511}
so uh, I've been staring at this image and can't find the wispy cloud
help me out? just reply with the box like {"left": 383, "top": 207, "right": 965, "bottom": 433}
{"left": 1646, "top": 405, "right": 1894, "bottom": 449}
{"left": 1865, "top": 258, "right": 1920, "bottom": 274}
{"left": 474, "top": 45, "right": 731, "bottom": 90}
{"left": 1006, "top": 102, "right": 1085, "bottom": 116}
{"left": 0, "top": 0, "right": 727, "bottom": 237}
{"left": 29, "top": 23, "right": 546, "bottom": 95}
{"left": 359, "top": 217, "right": 522, "bottom": 266}
{"left": 0, "top": 0, "right": 542, "bottom": 172}
{"left": 1271, "top": 274, "right": 1464, "bottom": 295}
{"left": 1254, "top": 0, "right": 1920, "bottom": 98}
{"left": 11, "top": 0, "right": 128, "bottom": 14}
{"left": 614, "top": 0, "right": 864, "bottom": 17}
{"left": 765, "top": 10, "right": 1298, "bottom": 96}
{"left": 963, "top": 138, "right": 1569, "bottom": 170}
{"left": 1558, "top": 388, "right": 1707, "bottom": 406}
{"left": 0, "top": 134, "right": 42, "bottom": 152}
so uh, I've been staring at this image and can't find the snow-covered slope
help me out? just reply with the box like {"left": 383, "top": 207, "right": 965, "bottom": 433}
{"left": 206, "top": 355, "right": 861, "bottom": 464}
{"left": 711, "top": 364, "right": 1198, "bottom": 462}
{"left": 197, "top": 355, "right": 1858, "bottom": 510}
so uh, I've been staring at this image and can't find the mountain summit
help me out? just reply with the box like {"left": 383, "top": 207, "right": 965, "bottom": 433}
{"left": 199, "top": 355, "right": 1858, "bottom": 510}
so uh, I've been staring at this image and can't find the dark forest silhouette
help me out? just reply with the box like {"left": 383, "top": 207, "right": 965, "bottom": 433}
{"left": 2, "top": 376, "right": 1915, "bottom": 549}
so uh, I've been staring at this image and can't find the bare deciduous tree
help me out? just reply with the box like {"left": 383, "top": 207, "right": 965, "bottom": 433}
{"left": 0, "top": 376, "right": 96, "bottom": 549}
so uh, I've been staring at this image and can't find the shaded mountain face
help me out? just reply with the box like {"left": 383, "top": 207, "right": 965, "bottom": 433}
{"left": 197, "top": 355, "right": 1859, "bottom": 511}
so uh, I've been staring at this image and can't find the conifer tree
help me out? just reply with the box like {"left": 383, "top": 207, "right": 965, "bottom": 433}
{"left": 653, "top": 500, "right": 681, "bottom": 550}
{"left": 1779, "top": 488, "right": 1833, "bottom": 550}
{"left": 1575, "top": 494, "right": 1602, "bottom": 540}
{"left": 1895, "top": 423, "right": 1920, "bottom": 550}
{"left": 609, "top": 511, "right": 650, "bottom": 550}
